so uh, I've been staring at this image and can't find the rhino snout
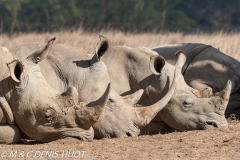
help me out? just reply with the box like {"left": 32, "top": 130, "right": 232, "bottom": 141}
{"left": 203, "top": 120, "right": 228, "bottom": 130}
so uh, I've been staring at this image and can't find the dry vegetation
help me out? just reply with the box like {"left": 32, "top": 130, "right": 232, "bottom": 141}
{"left": 1, "top": 30, "right": 240, "bottom": 159}
{"left": 0, "top": 30, "right": 240, "bottom": 61}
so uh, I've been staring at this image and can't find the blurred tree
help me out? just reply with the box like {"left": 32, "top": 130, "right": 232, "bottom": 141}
{"left": 0, "top": 0, "right": 240, "bottom": 33}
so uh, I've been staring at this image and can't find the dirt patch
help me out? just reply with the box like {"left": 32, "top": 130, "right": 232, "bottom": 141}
{"left": 1, "top": 120, "right": 240, "bottom": 160}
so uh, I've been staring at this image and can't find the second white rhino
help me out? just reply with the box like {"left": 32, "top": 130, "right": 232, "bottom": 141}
{"left": 100, "top": 43, "right": 231, "bottom": 134}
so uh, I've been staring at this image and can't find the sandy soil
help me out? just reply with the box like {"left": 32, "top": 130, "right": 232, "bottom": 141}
{"left": 0, "top": 119, "right": 239, "bottom": 160}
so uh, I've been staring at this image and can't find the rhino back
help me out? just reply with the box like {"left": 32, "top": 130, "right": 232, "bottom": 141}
{"left": 153, "top": 43, "right": 211, "bottom": 72}
{"left": 153, "top": 43, "right": 240, "bottom": 93}
{"left": 10, "top": 43, "right": 90, "bottom": 92}
{"left": 185, "top": 47, "right": 240, "bottom": 93}
{"left": 10, "top": 43, "right": 110, "bottom": 103}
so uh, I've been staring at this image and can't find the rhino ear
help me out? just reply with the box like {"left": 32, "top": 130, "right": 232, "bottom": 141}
{"left": 174, "top": 50, "right": 186, "bottom": 71}
{"left": 149, "top": 55, "right": 165, "bottom": 75}
{"left": 123, "top": 89, "right": 144, "bottom": 105}
{"left": 7, "top": 60, "right": 24, "bottom": 83}
{"left": 92, "top": 35, "right": 109, "bottom": 62}
{"left": 26, "top": 37, "right": 56, "bottom": 64}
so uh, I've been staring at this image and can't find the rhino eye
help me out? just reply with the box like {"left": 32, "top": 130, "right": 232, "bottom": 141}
{"left": 109, "top": 98, "right": 114, "bottom": 103}
{"left": 183, "top": 97, "right": 194, "bottom": 108}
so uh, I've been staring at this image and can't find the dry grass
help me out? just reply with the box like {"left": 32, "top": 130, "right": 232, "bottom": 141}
{"left": 0, "top": 29, "right": 240, "bottom": 60}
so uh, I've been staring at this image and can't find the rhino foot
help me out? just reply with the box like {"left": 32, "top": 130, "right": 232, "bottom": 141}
{"left": 0, "top": 124, "right": 23, "bottom": 144}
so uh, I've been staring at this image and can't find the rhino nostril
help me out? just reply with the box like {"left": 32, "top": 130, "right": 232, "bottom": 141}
{"left": 206, "top": 121, "right": 218, "bottom": 128}
{"left": 126, "top": 132, "right": 132, "bottom": 137}
{"left": 45, "top": 115, "right": 51, "bottom": 119}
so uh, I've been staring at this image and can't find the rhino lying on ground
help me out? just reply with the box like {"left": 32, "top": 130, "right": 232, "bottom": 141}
{"left": 0, "top": 39, "right": 111, "bottom": 143}
{"left": 101, "top": 45, "right": 231, "bottom": 134}
{"left": 0, "top": 47, "right": 23, "bottom": 144}
{"left": 152, "top": 43, "right": 240, "bottom": 117}
{"left": 10, "top": 36, "right": 176, "bottom": 138}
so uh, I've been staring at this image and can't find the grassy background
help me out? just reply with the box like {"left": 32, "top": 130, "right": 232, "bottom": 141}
{"left": 1, "top": 30, "right": 240, "bottom": 60}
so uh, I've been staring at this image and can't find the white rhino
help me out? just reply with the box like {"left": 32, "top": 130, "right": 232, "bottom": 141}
{"left": 0, "top": 47, "right": 23, "bottom": 144}
{"left": 0, "top": 39, "right": 111, "bottom": 143}
{"left": 152, "top": 43, "right": 240, "bottom": 117}
{"left": 100, "top": 45, "right": 231, "bottom": 134}
{"left": 10, "top": 36, "right": 176, "bottom": 138}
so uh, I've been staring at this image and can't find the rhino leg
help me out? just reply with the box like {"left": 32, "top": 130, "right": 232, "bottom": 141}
{"left": 140, "top": 121, "right": 174, "bottom": 135}
{"left": 0, "top": 124, "right": 23, "bottom": 144}
{"left": 225, "top": 93, "right": 240, "bottom": 118}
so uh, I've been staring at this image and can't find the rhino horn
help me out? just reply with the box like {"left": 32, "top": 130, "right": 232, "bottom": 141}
{"left": 213, "top": 80, "right": 232, "bottom": 114}
{"left": 134, "top": 69, "right": 177, "bottom": 127}
{"left": 26, "top": 37, "right": 56, "bottom": 63}
{"left": 123, "top": 89, "right": 144, "bottom": 105}
{"left": 192, "top": 87, "right": 213, "bottom": 98}
{"left": 77, "top": 83, "right": 111, "bottom": 129}
{"left": 214, "top": 80, "right": 232, "bottom": 101}
{"left": 149, "top": 55, "right": 165, "bottom": 75}
{"left": 174, "top": 50, "right": 186, "bottom": 71}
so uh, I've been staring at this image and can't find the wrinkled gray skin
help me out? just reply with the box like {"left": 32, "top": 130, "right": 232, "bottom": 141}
{"left": 0, "top": 47, "right": 23, "bottom": 144}
{"left": 0, "top": 40, "right": 111, "bottom": 143}
{"left": 10, "top": 36, "right": 177, "bottom": 139}
{"left": 101, "top": 46, "right": 231, "bottom": 134}
{"left": 152, "top": 43, "right": 240, "bottom": 117}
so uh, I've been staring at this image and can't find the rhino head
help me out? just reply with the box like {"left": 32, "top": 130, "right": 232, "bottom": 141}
{"left": 150, "top": 51, "right": 231, "bottom": 131}
{"left": 6, "top": 38, "right": 110, "bottom": 142}
{"left": 92, "top": 37, "right": 178, "bottom": 138}
{"left": 93, "top": 76, "right": 176, "bottom": 138}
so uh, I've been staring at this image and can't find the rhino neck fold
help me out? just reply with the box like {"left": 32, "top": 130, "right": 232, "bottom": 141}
{"left": 182, "top": 44, "right": 212, "bottom": 75}
{"left": 38, "top": 126, "right": 94, "bottom": 142}
{"left": 44, "top": 56, "right": 70, "bottom": 92}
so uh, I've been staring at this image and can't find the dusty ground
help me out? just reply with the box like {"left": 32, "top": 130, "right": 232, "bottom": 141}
{"left": 0, "top": 119, "right": 239, "bottom": 160}
{"left": 1, "top": 32, "right": 240, "bottom": 159}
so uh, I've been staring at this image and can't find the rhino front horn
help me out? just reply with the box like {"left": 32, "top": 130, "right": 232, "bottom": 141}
{"left": 134, "top": 69, "right": 177, "bottom": 127}
{"left": 76, "top": 83, "right": 111, "bottom": 129}
{"left": 218, "top": 80, "right": 232, "bottom": 101}
{"left": 213, "top": 80, "right": 231, "bottom": 101}
{"left": 213, "top": 80, "right": 232, "bottom": 114}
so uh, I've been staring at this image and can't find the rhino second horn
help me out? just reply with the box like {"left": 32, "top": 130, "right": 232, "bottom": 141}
{"left": 192, "top": 87, "right": 213, "bottom": 98}
{"left": 77, "top": 83, "right": 111, "bottom": 129}
{"left": 134, "top": 69, "right": 177, "bottom": 127}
